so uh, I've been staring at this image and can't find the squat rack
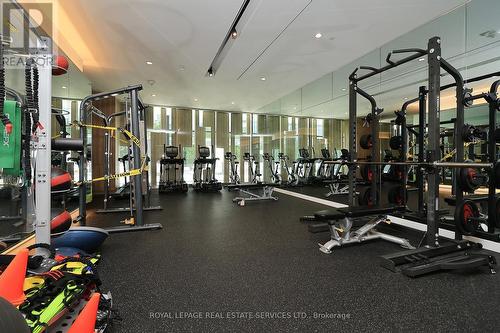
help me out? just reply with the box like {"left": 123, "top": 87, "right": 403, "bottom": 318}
{"left": 345, "top": 36, "right": 496, "bottom": 248}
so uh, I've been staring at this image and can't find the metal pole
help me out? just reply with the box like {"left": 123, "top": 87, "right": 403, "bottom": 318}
{"left": 426, "top": 37, "right": 441, "bottom": 247}
{"left": 487, "top": 81, "right": 499, "bottom": 231}
{"left": 78, "top": 104, "right": 87, "bottom": 225}
{"left": 348, "top": 74, "right": 357, "bottom": 207}
{"left": 130, "top": 89, "right": 144, "bottom": 226}
{"left": 34, "top": 38, "right": 52, "bottom": 248}
{"left": 371, "top": 104, "right": 380, "bottom": 206}
{"left": 103, "top": 128, "right": 110, "bottom": 210}
{"left": 417, "top": 86, "right": 426, "bottom": 213}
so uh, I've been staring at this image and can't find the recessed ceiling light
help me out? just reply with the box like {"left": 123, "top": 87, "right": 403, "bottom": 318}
{"left": 404, "top": 97, "right": 408, "bottom": 100}
{"left": 146, "top": 61, "right": 153, "bottom": 65}
{"left": 341, "top": 88, "right": 346, "bottom": 91}
{"left": 62, "top": 86, "right": 67, "bottom": 89}
{"left": 231, "top": 101, "right": 235, "bottom": 105}
{"left": 260, "top": 76, "right": 266, "bottom": 81}
{"left": 194, "top": 98, "right": 198, "bottom": 102}
{"left": 151, "top": 94, "right": 156, "bottom": 97}
{"left": 418, "top": 57, "right": 425, "bottom": 62}
{"left": 315, "top": 33, "right": 322, "bottom": 39}
{"left": 179, "top": 66, "right": 185, "bottom": 71}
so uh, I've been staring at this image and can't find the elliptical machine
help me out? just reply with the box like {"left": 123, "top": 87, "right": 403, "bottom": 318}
{"left": 224, "top": 152, "right": 240, "bottom": 185}
{"left": 159, "top": 145, "right": 188, "bottom": 193}
{"left": 193, "top": 146, "right": 222, "bottom": 192}
{"left": 263, "top": 153, "right": 281, "bottom": 184}
{"left": 243, "top": 153, "right": 261, "bottom": 183}
{"left": 278, "top": 153, "right": 298, "bottom": 186}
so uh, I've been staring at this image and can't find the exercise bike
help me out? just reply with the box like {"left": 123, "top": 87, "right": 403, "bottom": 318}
{"left": 224, "top": 152, "right": 240, "bottom": 185}
{"left": 278, "top": 153, "right": 298, "bottom": 186}
{"left": 243, "top": 153, "right": 261, "bottom": 184}
{"left": 263, "top": 153, "right": 281, "bottom": 184}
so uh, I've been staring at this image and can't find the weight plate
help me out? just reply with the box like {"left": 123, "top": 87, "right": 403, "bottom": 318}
{"left": 387, "top": 185, "right": 407, "bottom": 205}
{"left": 454, "top": 200, "right": 480, "bottom": 235}
{"left": 359, "top": 134, "right": 372, "bottom": 150}
{"left": 358, "top": 187, "right": 376, "bottom": 207}
{"left": 389, "top": 136, "right": 403, "bottom": 150}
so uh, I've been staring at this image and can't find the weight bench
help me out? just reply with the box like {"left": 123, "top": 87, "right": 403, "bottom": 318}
{"left": 324, "top": 180, "right": 349, "bottom": 197}
{"left": 227, "top": 183, "right": 278, "bottom": 206}
{"left": 315, "top": 205, "right": 414, "bottom": 254}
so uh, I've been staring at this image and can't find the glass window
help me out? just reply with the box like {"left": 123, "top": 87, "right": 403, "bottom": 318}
{"left": 153, "top": 106, "right": 162, "bottom": 130}
{"left": 166, "top": 107, "right": 172, "bottom": 130}
{"left": 317, "top": 119, "right": 324, "bottom": 137}
{"left": 242, "top": 113, "right": 248, "bottom": 134}
{"left": 198, "top": 110, "right": 204, "bottom": 128}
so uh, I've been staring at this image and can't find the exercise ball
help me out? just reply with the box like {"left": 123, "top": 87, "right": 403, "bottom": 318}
{"left": 51, "top": 209, "right": 72, "bottom": 234}
{"left": 51, "top": 167, "right": 72, "bottom": 192}
{"left": 52, "top": 55, "right": 69, "bottom": 76}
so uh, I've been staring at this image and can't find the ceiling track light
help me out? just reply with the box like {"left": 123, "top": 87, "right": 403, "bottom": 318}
{"left": 206, "top": 0, "right": 251, "bottom": 78}
{"left": 231, "top": 28, "right": 238, "bottom": 39}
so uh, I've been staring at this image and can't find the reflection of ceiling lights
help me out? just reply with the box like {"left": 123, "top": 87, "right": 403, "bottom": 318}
{"left": 194, "top": 98, "right": 198, "bottom": 102}
{"left": 231, "top": 28, "right": 238, "bottom": 39}
{"left": 418, "top": 57, "right": 425, "bottom": 62}
{"left": 231, "top": 101, "right": 235, "bottom": 105}
{"left": 260, "top": 76, "right": 266, "bottom": 81}
{"left": 62, "top": 86, "right": 67, "bottom": 89}
{"left": 479, "top": 30, "right": 497, "bottom": 38}
{"left": 179, "top": 66, "right": 185, "bottom": 71}
{"left": 315, "top": 33, "right": 322, "bottom": 39}
{"left": 341, "top": 88, "right": 346, "bottom": 91}
{"left": 151, "top": 94, "right": 156, "bottom": 97}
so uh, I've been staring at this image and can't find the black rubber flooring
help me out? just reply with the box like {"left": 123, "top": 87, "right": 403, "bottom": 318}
{"left": 84, "top": 189, "right": 500, "bottom": 332}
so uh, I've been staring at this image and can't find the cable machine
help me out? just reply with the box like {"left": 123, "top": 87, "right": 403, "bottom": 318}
{"left": 78, "top": 85, "right": 162, "bottom": 233}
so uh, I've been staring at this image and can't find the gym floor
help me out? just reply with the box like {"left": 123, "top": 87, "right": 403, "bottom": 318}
{"left": 85, "top": 189, "right": 500, "bottom": 332}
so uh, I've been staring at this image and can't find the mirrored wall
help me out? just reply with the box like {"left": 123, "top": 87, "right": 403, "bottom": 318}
{"left": 257, "top": 0, "right": 500, "bottom": 128}
{"left": 145, "top": 107, "right": 348, "bottom": 185}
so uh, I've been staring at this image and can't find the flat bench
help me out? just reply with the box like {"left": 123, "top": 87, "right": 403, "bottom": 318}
{"left": 229, "top": 183, "right": 278, "bottom": 206}
{"left": 314, "top": 205, "right": 406, "bottom": 220}
{"left": 307, "top": 205, "right": 413, "bottom": 254}
{"left": 227, "top": 183, "right": 267, "bottom": 190}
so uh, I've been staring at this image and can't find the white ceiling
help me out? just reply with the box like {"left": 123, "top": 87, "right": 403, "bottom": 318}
{"left": 57, "top": 0, "right": 467, "bottom": 112}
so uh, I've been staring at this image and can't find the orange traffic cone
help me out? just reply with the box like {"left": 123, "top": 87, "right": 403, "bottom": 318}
{"left": 0, "top": 248, "right": 28, "bottom": 306}
{"left": 67, "top": 292, "right": 100, "bottom": 333}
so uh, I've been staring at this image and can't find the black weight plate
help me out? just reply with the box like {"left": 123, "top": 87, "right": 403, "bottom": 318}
{"left": 359, "top": 134, "right": 372, "bottom": 150}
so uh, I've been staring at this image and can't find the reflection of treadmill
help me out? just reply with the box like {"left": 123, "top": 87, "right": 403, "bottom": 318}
{"left": 159, "top": 145, "right": 188, "bottom": 193}
{"left": 193, "top": 146, "right": 222, "bottom": 192}
{"left": 110, "top": 154, "right": 131, "bottom": 199}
